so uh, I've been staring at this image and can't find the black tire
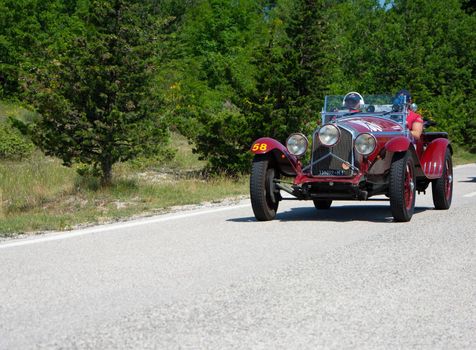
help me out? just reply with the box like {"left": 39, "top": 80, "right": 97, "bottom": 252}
{"left": 313, "top": 199, "right": 332, "bottom": 210}
{"left": 389, "top": 152, "right": 416, "bottom": 222}
{"left": 432, "top": 149, "right": 453, "bottom": 209}
{"left": 250, "top": 154, "right": 280, "bottom": 221}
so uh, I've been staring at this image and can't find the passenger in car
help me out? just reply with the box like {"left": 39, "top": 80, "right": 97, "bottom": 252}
{"left": 394, "top": 89, "right": 423, "bottom": 140}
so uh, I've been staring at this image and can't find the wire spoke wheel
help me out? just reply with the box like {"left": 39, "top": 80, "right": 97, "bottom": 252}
{"left": 432, "top": 149, "right": 453, "bottom": 210}
{"left": 404, "top": 163, "right": 415, "bottom": 210}
{"left": 389, "top": 152, "right": 416, "bottom": 222}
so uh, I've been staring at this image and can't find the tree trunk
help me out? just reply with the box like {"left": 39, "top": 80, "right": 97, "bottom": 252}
{"left": 100, "top": 158, "right": 113, "bottom": 187}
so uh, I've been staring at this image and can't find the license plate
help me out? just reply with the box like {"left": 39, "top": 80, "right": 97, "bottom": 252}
{"left": 317, "top": 169, "right": 346, "bottom": 176}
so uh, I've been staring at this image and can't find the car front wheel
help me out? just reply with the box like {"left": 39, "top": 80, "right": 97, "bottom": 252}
{"left": 250, "top": 154, "right": 280, "bottom": 221}
{"left": 432, "top": 149, "right": 453, "bottom": 209}
{"left": 389, "top": 151, "right": 416, "bottom": 222}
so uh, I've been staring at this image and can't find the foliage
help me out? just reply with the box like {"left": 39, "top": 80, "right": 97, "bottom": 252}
{"left": 158, "top": 0, "right": 265, "bottom": 173}
{"left": 162, "top": 0, "right": 337, "bottom": 173}
{"left": 162, "top": 0, "right": 475, "bottom": 173}
{"left": 21, "top": 0, "right": 170, "bottom": 185}
{"left": 0, "top": 0, "right": 78, "bottom": 97}
{"left": 333, "top": 0, "right": 476, "bottom": 147}
{"left": 1, "top": 0, "right": 475, "bottom": 175}
{"left": 386, "top": 0, "right": 476, "bottom": 147}
{"left": 0, "top": 121, "right": 34, "bottom": 160}
{"left": 242, "top": 0, "right": 335, "bottom": 139}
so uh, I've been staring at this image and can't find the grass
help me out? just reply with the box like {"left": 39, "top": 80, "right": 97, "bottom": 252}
{"left": 453, "top": 146, "right": 476, "bottom": 165}
{"left": 0, "top": 100, "right": 38, "bottom": 123}
{"left": 0, "top": 132, "right": 248, "bottom": 236}
{"left": 0, "top": 173, "right": 248, "bottom": 236}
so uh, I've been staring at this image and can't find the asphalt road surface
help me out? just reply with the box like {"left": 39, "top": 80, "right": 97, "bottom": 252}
{"left": 1, "top": 164, "right": 475, "bottom": 349}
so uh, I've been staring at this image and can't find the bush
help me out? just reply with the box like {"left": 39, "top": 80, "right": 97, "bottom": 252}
{"left": 0, "top": 122, "right": 34, "bottom": 160}
{"left": 192, "top": 108, "right": 255, "bottom": 175}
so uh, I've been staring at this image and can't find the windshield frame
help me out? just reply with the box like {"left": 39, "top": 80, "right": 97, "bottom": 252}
{"left": 321, "top": 94, "right": 409, "bottom": 127}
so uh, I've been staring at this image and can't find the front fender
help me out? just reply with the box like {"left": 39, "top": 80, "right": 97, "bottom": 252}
{"left": 420, "top": 138, "right": 451, "bottom": 179}
{"left": 251, "top": 137, "right": 286, "bottom": 155}
{"left": 385, "top": 136, "right": 411, "bottom": 153}
{"left": 250, "top": 137, "right": 299, "bottom": 176}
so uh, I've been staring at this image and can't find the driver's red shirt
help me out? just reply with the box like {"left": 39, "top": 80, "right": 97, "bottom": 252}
{"left": 406, "top": 110, "right": 423, "bottom": 130}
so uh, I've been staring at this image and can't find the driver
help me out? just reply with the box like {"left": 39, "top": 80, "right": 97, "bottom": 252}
{"left": 394, "top": 89, "right": 423, "bottom": 140}
{"left": 343, "top": 92, "right": 363, "bottom": 112}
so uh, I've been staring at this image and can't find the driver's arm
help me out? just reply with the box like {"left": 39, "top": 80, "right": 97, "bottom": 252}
{"left": 410, "top": 121, "right": 423, "bottom": 140}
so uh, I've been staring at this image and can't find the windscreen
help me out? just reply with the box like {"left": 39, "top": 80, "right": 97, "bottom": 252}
{"left": 322, "top": 94, "right": 406, "bottom": 124}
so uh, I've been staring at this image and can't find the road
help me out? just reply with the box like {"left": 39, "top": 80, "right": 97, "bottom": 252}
{"left": 1, "top": 164, "right": 475, "bottom": 349}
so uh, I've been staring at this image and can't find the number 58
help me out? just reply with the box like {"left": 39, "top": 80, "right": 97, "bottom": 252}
{"left": 252, "top": 143, "right": 267, "bottom": 152}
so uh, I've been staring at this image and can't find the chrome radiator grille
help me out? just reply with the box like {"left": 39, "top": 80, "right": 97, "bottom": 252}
{"left": 311, "top": 127, "right": 354, "bottom": 176}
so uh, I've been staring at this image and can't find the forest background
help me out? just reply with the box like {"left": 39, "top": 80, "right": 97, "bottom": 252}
{"left": 0, "top": 0, "right": 475, "bottom": 233}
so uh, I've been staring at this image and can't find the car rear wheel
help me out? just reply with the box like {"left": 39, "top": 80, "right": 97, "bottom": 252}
{"left": 389, "top": 151, "right": 416, "bottom": 222}
{"left": 313, "top": 199, "right": 332, "bottom": 210}
{"left": 432, "top": 149, "right": 453, "bottom": 209}
{"left": 250, "top": 154, "right": 280, "bottom": 221}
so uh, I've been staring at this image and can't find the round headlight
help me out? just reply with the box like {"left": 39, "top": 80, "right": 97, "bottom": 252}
{"left": 355, "top": 133, "right": 376, "bottom": 155}
{"left": 318, "top": 124, "right": 340, "bottom": 147}
{"left": 286, "top": 133, "right": 308, "bottom": 157}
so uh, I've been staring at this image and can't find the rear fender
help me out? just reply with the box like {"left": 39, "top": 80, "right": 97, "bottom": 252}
{"left": 251, "top": 137, "right": 299, "bottom": 176}
{"left": 420, "top": 138, "right": 452, "bottom": 179}
{"left": 385, "top": 137, "right": 411, "bottom": 153}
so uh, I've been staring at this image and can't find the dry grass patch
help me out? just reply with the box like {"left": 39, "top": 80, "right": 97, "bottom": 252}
{"left": 0, "top": 152, "right": 248, "bottom": 236}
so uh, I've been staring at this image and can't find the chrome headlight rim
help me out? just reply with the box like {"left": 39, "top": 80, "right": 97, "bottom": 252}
{"left": 286, "top": 133, "right": 309, "bottom": 157}
{"left": 354, "top": 133, "right": 377, "bottom": 155}
{"left": 318, "top": 124, "right": 340, "bottom": 147}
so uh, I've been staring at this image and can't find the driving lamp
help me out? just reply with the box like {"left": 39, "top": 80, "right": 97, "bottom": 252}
{"left": 318, "top": 124, "right": 340, "bottom": 147}
{"left": 286, "top": 133, "right": 308, "bottom": 157}
{"left": 355, "top": 133, "right": 376, "bottom": 155}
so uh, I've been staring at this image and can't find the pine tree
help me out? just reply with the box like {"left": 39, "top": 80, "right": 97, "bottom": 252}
{"left": 244, "top": 0, "right": 335, "bottom": 140}
{"left": 24, "top": 0, "right": 169, "bottom": 185}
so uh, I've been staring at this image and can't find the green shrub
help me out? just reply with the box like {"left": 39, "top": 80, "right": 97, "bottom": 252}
{"left": 0, "top": 122, "right": 34, "bottom": 160}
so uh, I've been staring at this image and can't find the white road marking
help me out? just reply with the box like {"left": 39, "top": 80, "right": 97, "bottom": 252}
{"left": 463, "top": 191, "right": 476, "bottom": 198}
{"left": 0, "top": 204, "right": 250, "bottom": 249}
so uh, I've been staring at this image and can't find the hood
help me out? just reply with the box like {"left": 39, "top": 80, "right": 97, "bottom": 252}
{"left": 337, "top": 116, "right": 404, "bottom": 133}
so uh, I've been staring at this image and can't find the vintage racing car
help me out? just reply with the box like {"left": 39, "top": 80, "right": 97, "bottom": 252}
{"left": 249, "top": 93, "right": 453, "bottom": 222}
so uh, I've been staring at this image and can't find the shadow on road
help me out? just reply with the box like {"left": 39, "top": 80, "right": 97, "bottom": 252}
{"left": 228, "top": 204, "right": 429, "bottom": 223}
{"left": 459, "top": 177, "right": 476, "bottom": 183}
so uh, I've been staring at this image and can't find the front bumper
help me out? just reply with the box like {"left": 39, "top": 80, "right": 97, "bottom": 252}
{"left": 276, "top": 172, "right": 370, "bottom": 201}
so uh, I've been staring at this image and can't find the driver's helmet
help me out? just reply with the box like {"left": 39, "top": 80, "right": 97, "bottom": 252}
{"left": 343, "top": 92, "right": 364, "bottom": 110}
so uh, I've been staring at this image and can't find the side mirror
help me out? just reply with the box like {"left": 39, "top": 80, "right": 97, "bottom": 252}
{"left": 410, "top": 103, "right": 418, "bottom": 112}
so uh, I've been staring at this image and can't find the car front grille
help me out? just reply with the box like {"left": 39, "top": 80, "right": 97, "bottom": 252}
{"left": 311, "top": 127, "right": 355, "bottom": 176}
